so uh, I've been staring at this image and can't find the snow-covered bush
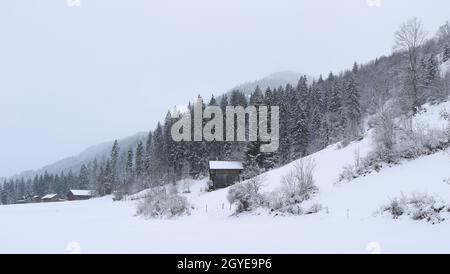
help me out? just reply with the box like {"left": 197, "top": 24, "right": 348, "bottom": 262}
{"left": 337, "top": 150, "right": 369, "bottom": 183}
{"left": 136, "top": 186, "right": 191, "bottom": 219}
{"left": 306, "top": 203, "right": 324, "bottom": 215}
{"left": 338, "top": 108, "right": 450, "bottom": 183}
{"left": 227, "top": 175, "right": 266, "bottom": 214}
{"left": 441, "top": 109, "right": 450, "bottom": 138}
{"left": 268, "top": 159, "right": 318, "bottom": 215}
{"left": 396, "top": 126, "right": 448, "bottom": 159}
{"left": 372, "top": 107, "right": 397, "bottom": 163}
{"left": 378, "top": 193, "right": 448, "bottom": 224}
{"left": 227, "top": 159, "right": 321, "bottom": 216}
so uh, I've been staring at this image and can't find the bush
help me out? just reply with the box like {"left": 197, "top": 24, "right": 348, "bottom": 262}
{"left": 338, "top": 108, "right": 450, "bottom": 183}
{"left": 378, "top": 193, "right": 448, "bottom": 224}
{"left": 227, "top": 175, "right": 265, "bottom": 214}
{"left": 227, "top": 159, "right": 321, "bottom": 216}
{"left": 136, "top": 186, "right": 191, "bottom": 219}
{"left": 268, "top": 159, "right": 318, "bottom": 215}
{"left": 306, "top": 203, "right": 324, "bottom": 215}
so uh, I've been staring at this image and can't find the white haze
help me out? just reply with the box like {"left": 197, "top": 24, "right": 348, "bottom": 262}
{"left": 0, "top": 0, "right": 449, "bottom": 177}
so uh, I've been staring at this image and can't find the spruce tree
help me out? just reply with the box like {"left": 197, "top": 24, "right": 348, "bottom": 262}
{"left": 144, "top": 131, "right": 153, "bottom": 177}
{"left": 135, "top": 141, "right": 145, "bottom": 182}
{"left": 206, "top": 95, "right": 221, "bottom": 160}
{"left": 125, "top": 148, "right": 134, "bottom": 187}
{"left": 220, "top": 95, "right": 232, "bottom": 160}
{"left": 345, "top": 77, "right": 362, "bottom": 138}
{"left": 110, "top": 140, "right": 120, "bottom": 190}
{"left": 290, "top": 76, "right": 309, "bottom": 159}
{"left": 79, "top": 165, "right": 90, "bottom": 190}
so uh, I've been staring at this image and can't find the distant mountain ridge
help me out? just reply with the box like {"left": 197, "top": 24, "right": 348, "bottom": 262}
{"left": 11, "top": 132, "right": 148, "bottom": 180}
{"left": 229, "top": 71, "right": 313, "bottom": 95}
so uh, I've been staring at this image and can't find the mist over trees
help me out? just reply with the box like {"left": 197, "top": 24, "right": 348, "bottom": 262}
{"left": 2, "top": 19, "right": 450, "bottom": 205}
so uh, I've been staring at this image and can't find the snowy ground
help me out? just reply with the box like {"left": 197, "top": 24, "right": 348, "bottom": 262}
{"left": 1, "top": 102, "right": 450, "bottom": 254}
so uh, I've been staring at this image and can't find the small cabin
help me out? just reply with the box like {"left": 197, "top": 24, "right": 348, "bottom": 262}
{"left": 41, "top": 194, "right": 60, "bottom": 203}
{"left": 67, "top": 189, "right": 93, "bottom": 201}
{"left": 208, "top": 161, "right": 244, "bottom": 190}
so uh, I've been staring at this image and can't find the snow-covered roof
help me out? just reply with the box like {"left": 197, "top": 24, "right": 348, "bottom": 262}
{"left": 209, "top": 161, "right": 244, "bottom": 170}
{"left": 42, "top": 194, "right": 58, "bottom": 199}
{"left": 69, "top": 190, "right": 93, "bottom": 196}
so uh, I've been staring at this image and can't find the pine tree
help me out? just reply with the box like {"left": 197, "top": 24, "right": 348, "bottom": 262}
{"left": 244, "top": 140, "right": 263, "bottom": 179}
{"left": 110, "top": 140, "right": 120, "bottom": 190}
{"left": 352, "top": 61, "right": 359, "bottom": 74}
{"left": 135, "top": 141, "right": 145, "bottom": 182}
{"left": 290, "top": 76, "right": 309, "bottom": 159}
{"left": 244, "top": 87, "right": 266, "bottom": 176}
{"left": 220, "top": 95, "right": 232, "bottom": 160}
{"left": 230, "top": 90, "right": 248, "bottom": 107}
{"left": 345, "top": 77, "right": 362, "bottom": 138}
{"left": 261, "top": 87, "right": 279, "bottom": 169}
{"left": 89, "top": 158, "right": 99, "bottom": 192}
{"left": 144, "top": 131, "right": 153, "bottom": 177}
{"left": 151, "top": 122, "right": 166, "bottom": 183}
{"left": 79, "top": 164, "right": 89, "bottom": 190}
{"left": 125, "top": 148, "right": 134, "bottom": 188}
{"left": 206, "top": 95, "right": 222, "bottom": 160}
{"left": 328, "top": 74, "right": 344, "bottom": 142}
{"left": 277, "top": 85, "right": 291, "bottom": 164}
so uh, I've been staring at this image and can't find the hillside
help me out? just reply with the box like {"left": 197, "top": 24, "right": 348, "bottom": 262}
{"left": 10, "top": 132, "right": 148, "bottom": 180}
{"left": 1, "top": 100, "right": 449, "bottom": 254}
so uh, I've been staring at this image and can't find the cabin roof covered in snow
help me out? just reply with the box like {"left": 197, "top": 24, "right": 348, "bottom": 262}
{"left": 69, "top": 190, "right": 93, "bottom": 196}
{"left": 42, "top": 194, "right": 58, "bottom": 199}
{"left": 209, "top": 161, "right": 244, "bottom": 170}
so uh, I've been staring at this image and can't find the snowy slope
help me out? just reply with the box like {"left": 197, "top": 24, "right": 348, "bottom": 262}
{"left": 1, "top": 101, "right": 450, "bottom": 254}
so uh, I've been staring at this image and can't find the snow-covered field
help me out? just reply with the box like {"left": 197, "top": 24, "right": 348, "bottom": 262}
{"left": 1, "top": 102, "right": 450, "bottom": 254}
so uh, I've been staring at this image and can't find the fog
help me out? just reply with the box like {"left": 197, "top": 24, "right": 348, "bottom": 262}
{"left": 1, "top": 0, "right": 449, "bottom": 177}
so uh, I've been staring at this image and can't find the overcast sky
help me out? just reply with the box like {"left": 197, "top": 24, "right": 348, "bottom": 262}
{"left": 0, "top": 0, "right": 449, "bottom": 177}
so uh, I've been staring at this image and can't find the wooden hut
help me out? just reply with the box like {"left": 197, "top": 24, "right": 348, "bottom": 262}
{"left": 208, "top": 161, "right": 243, "bottom": 190}
{"left": 41, "top": 194, "right": 59, "bottom": 203}
{"left": 67, "top": 190, "right": 93, "bottom": 201}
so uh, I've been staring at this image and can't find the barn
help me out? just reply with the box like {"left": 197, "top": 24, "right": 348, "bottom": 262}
{"left": 41, "top": 194, "right": 60, "bottom": 203}
{"left": 67, "top": 190, "right": 93, "bottom": 201}
{"left": 208, "top": 161, "right": 244, "bottom": 190}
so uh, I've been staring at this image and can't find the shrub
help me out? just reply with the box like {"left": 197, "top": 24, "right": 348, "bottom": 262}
{"left": 378, "top": 193, "right": 448, "bottom": 224}
{"left": 338, "top": 108, "right": 450, "bottom": 184}
{"left": 306, "top": 203, "right": 324, "bottom": 215}
{"left": 136, "top": 186, "right": 191, "bottom": 219}
{"left": 268, "top": 159, "right": 318, "bottom": 215}
{"left": 227, "top": 175, "right": 265, "bottom": 214}
{"left": 227, "top": 159, "right": 321, "bottom": 216}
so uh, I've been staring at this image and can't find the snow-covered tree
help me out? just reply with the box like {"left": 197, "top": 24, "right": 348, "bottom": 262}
{"left": 79, "top": 164, "right": 90, "bottom": 190}
{"left": 394, "top": 18, "right": 428, "bottom": 114}
{"left": 344, "top": 77, "right": 362, "bottom": 138}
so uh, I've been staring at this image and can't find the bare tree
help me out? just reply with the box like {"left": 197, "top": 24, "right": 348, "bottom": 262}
{"left": 394, "top": 18, "right": 428, "bottom": 115}
{"left": 437, "top": 21, "right": 450, "bottom": 42}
